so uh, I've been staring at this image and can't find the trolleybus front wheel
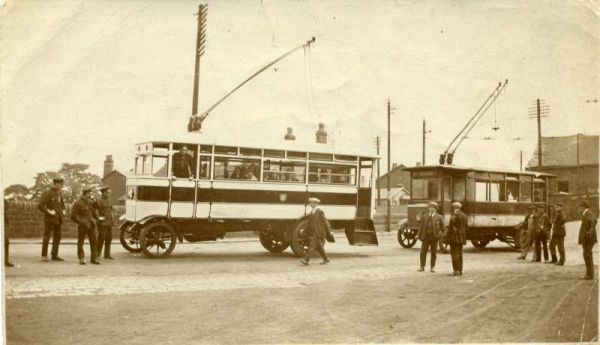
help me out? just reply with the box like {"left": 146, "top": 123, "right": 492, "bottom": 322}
{"left": 471, "top": 239, "right": 489, "bottom": 248}
{"left": 290, "top": 218, "right": 310, "bottom": 257}
{"left": 140, "top": 222, "right": 177, "bottom": 258}
{"left": 259, "top": 222, "right": 289, "bottom": 253}
{"left": 397, "top": 225, "right": 418, "bottom": 248}
{"left": 120, "top": 222, "right": 142, "bottom": 253}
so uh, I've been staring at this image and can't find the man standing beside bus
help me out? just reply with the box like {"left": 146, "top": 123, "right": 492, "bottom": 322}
{"left": 517, "top": 206, "right": 537, "bottom": 260}
{"left": 446, "top": 202, "right": 467, "bottom": 276}
{"left": 94, "top": 186, "right": 115, "bottom": 260}
{"left": 38, "top": 177, "right": 66, "bottom": 262}
{"left": 418, "top": 202, "right": 444, "bottom": 273}
{"left": 533, "top": 206, "right": 551, "bottom": 263}
{"left": 71, "top": 188, "right": 100, "bottom": 265}
{"left": 577, "top": 200, "right": 597, "bottom": 280}
{"left": 549, "top": 202, "right": 566, "bottom": 265}
{"left": 300, "top": 197, "right": 332, "bottom": 266}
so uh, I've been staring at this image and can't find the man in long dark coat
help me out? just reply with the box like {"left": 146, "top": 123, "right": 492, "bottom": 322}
{"left": 38, "top": 177, "right": 66, "bottom": 262}
{"left": 578, "top": 200, "right": 597, "bottom": 280}
{"left": 71, "top": 188, "right": 100, "bottom": 265}
{"left": 446, "top": 201, "right": 467, "bottom": 276}
{"left": 418, "top": 202, "right": 444, "bottom": 273}
{"left": 300, "top": 197, "right": 332, "bottom": 266}
{"left": 549, "top": 202, "right": 566, "bottom": 265}
{"left": 533, "top": 206, "right": 551, "bottom": 262}
{"left": 94, "top": 186, "right": 115, "bottom": 260}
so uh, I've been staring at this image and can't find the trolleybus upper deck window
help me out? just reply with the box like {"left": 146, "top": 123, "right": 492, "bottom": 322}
{"left": 475, "top": 181, "right": 487, "bottom": 202}
{"left": 521, "top": 176, "right": 533, "bottom": 202}
{"left": 412, "top": 177, "right": 440, "bottom": 200}
{"left": 533, "top": 179, "right": 546, "bottom": 202}
{"left": 214, "top": 157, "right": 260, "bottom": 180}
{"left": 506, "top": 175, "right": 519, "bottom": 202}
{"left": 263, "top": 160, "right": 305, "bottom": 183}
{"left": 452, "top": 178, "right": 466, "bottom": 202}
{"left": 308, "top": 163, "right": 356, "bottom": 185}
{"left": 172, "top": 143, "right": 197, "bottom": 179}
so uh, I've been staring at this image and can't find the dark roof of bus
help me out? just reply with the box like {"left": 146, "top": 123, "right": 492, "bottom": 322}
{"left": 402, "top": 164, "right": 556, "bottom": 177}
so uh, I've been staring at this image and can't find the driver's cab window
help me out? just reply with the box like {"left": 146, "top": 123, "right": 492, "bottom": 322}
{"left": 172, "top": 143, "right": 198, "bottom": 178}
{"left": 152, "top": 143, "right": 169, "bottom": 177}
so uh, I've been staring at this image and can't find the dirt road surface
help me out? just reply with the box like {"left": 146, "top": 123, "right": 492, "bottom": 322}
{"left": 4, "top": 221, "right": 598, "bottom": 344}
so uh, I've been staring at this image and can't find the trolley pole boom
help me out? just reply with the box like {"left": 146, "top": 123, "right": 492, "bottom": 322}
{"left": 188, "top": 37, "right": 316, "bottom": 132}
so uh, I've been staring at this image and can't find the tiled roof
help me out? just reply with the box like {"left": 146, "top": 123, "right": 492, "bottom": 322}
{"left": 528, "top": 134, "right": 598, "bottom": 167}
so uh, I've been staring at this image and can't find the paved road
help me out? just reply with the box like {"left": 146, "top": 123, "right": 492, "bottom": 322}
{"left": 4, "top": 222, "right": 598, "bottom": 344}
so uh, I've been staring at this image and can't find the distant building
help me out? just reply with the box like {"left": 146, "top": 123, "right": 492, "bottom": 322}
{"left": 376, "top": 186, "right": 410, "bottom": 206}
{"left": 103, "top": 155, "right": 114, "bottom": 178}
{"left": 527, "top": 134, "right": 599, "bottom": 219}
{"left": 376, "top": 163, "right": 411, "bottom": 192}
{"left": 102, "top": 155, "right": 126, "bottom": 205}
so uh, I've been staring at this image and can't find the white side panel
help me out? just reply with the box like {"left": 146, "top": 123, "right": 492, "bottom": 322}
{"left": 317, "top": 205, "right": 357, "bottom": 220}
{"left": 172, "top": 179, "right": 196, "bottom": 188}
{"left": 212, "top": 181, "right": 306, "bottom": 192}
{"left": 130, "top": 178, "right": 170, "bottom": 187}
{"left": 307, "top": 184, "right": 357, "bottom": 194}
{"left": 471, "top": 214, "right": 524, "bottom": 227}
{"left": 209, "top": 203, "right": 307, "bottom": 219}
{"left": 125, "top": 200, "right": 136, "bottom": 221}
{"left": 135, "top": 201, "right": 168, "bottom": 220}
{"left": 170, "top": 202, "right": 194, "bottom": 218}
{"left": 196, "top": 202, "right": 211, "bottom": 218}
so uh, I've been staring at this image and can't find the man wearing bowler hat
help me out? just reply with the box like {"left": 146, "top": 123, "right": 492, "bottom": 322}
{"left": 446, "top": 201, "right": 467, "bottom": 276}
{"left": 418, "top": 201, "right": 444, "bottom": 273}
{"left": 71, "top": 188, "right": 100, "bottom": 265}
{"left": 94, "top": 186, "right": 115, "bottom": 260}
{"left": 300, "top": 197, "right": 332, "bottom": 266}
{"left": 38, "top": 176, "right": 66, "bottom": 262}
{"left": 549, "top": 202, "right": 566, "bottom": 265}
{"left": 577, "top": 200, "right": 597, "bottom": 280}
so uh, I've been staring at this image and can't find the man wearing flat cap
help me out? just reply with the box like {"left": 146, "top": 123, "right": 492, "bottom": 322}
{"left": 38, "top": 176, "right": 66, "bottom": 262}
{"left": 577, "top": 200, "right": 597, "bottom": 280}
{"left": 417, "top": 201, "right": 445, "bottom": 273}
{"left": 71, "top": 188, "right": 100, "bottom": 265}
{"left": 517, "top": 206, "right": 538, "bottom": 260}
{"left": 445, "top": 201, "right": 467, "bottom": 276}
{"left": 549, "top": 202, "right": 566, "bottom": 265}
{"left": 94, "top": 186, "right": 115, "bottom": 260}
{"left": 300, "top": 197, "right": 332, "bottom": 265}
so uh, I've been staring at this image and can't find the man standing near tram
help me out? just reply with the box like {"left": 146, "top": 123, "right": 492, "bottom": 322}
{"left": 577, "top": 200, "right": 597, "bottom": 280}
{"left": 418, "top": 202, "right": 444, "bottom": 273}
{"left": 532, "top": 206, "right": 551, "bottom": 263}
{"left": 548, "top": 202, "right": 566, "bottom": 265}
{"left": 445, "top": 201, "right": 467, "bottom": 276}
{"left": 94, "top": 186, "right": 115, "bottom": 261}
{"left": 38, "top": 177, "right": 66, "bottom": 262}
{"left": 517, "top": 206, "right": 538, "bottom": 260}
{"left": 300, "top": 197, "right": 332, "bottom": 266}
{"left": 71, "top": 188, "right": 100, "bottom": 265}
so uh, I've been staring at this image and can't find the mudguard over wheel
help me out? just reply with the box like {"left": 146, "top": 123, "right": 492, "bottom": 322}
{"left": 120, "top": 222, "right": 142, "bottom": 253}
{"left": 259, "top": 222, "right": 289, "bottom": 253}
{"left": 397, "top": 225, "right": 418, "bottom": 248}
{"left": 140, "top": 222, "right": 177, "bottom": 258}
{"left": 290, "top": 217, "right": 310, "bottom": 257}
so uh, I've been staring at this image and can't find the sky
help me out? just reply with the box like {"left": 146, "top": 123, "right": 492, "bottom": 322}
{"left": 1, "top": 0, "right": 599, "bottom": 188}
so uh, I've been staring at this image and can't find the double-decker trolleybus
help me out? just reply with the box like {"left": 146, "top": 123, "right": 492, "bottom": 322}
{"left": 396, "top": 164, "right": 556, "bottom": 251}
{"left": 120, "top": 136, "right": 379, "bottom": 258}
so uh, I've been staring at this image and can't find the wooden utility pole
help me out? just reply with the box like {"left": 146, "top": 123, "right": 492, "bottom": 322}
{"left": 386, "top": 100, "right": 394, "bottom": 232}
{"left": 528, "top": 98, "right": 549, "bottom": 167}
{"left": 520, "top": 150, "right": 523, "bottom": 171}
{"left": 374, "top": 136, "right": 382, "bottom": 206}
{"left": 422, "top": 119, "right": 430, "bottom": 165}
{"left": 577, "top": 133, "right": 581, "bottom": 193}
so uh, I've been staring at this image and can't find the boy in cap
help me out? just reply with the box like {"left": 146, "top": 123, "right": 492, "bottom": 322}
{"left": 71, "top": 188, "right": 100, "bottom": 265}
{"left": 446, "top": 201, "right": 467, "bottom": 276}
{"left": 417, "top": 201, "right": 444, "bottom": 273}
{"left": 549, "top": 202, "right": 566, "bottom": 265}
{"left": 38, "top": 176, "right": 66, "bottom": 262}
{"left": 94, "top": 186, "right": 115, "bottom": 260}
{"left": 300, "top": 197, "right": 332, "bottom": 265}
{"left": 577, "top": 200, "right": 597, "bottom": 279}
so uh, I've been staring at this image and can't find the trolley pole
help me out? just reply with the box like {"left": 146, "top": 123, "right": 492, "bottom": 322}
{"left": 374, "top": 136, "right": 382, "bottom": 206}
{"left": 520, "top": 150, "right": 523, "bottom": 171}
{"left": 422, "top": 119, "right": 430, "bottom": 165}
{"left": 536, "top": 98, "right": 542, "bottom": 167}
{"left": 386, "top": 100, "right": 392, "bottom": 232}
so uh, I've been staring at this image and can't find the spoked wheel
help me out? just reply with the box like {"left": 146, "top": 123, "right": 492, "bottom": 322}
{"left": 140, "top": 222, "right": 177, "bottom": 258}
{"left": 397, "top": 225, "right": 418, "bottom": 248}
{"left": 120, "top": 222, "right": 142, "bottom": 253}
{"left": 471, "top": 239, "right": 490, "bottom": 248}
{"left": 290, "top": 217, "right": 310, "bottom": 257}
{"left": 259, "top": 222, "right": 289, "bottom": 253}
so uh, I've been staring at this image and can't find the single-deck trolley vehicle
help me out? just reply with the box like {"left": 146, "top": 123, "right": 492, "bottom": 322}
{"left": 120, "top": 136, "right": 379, "bottom": 258}
{"left": 396, "top": 164, "right": 556, "bottom": 251}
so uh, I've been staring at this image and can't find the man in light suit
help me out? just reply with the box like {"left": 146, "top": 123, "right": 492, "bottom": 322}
{"left": 418, "top": 202, "right": 445, "bottom": 273}
{"left": 301, "top": 197, "right": 333, "bottom": 266}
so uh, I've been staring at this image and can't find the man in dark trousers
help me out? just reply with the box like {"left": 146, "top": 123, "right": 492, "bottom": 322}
{"left": 300, "top": 197, "right": 332, "bottom": 266}
{"left": 446, "top": 201, "right": 467, "bottom": 276}
{"left": 172, "top": 145, "right": 194, "bottom": 178}
{"left": 38, "top": 177, "right": 66, "bottom": 262}
{"left": 4, "top": 197, "right": 14, "bottom": 267}
{"left": 71, "top": 188, "right": 100, "bottom": 265}
{"left": 533, "top": 206, "right": 551, "bottom": 263}
{"left": 549, "top": 202, "right": 566, "bottom": 265}
{"left": 94, "top": 186, "right": 115, "bottom": 260}
{"left": 517, "top": 206, "right": 538, "bottom": 260}
{"left": 578, "top": 200, "right": 597, "bottom": 280}
{"left": 418, "top": 202, "right": 444, "bottom": 273}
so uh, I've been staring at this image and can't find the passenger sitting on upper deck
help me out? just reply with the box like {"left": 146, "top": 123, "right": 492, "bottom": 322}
{"left": 247, "top": 170, "right": 258, "bottom": 181}
{"left": 230, "top": 167, "right": 243, "bottom": 179}
{"left": 172, "top": 145, "right": 194, "bottom": 179}
{"left": 507, "top": 191, "right": 517, "bottom": 202}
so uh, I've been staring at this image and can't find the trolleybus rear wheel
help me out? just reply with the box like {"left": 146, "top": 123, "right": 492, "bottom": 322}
{"left": 120, "top": 223, "right": 142, "bottom": 253}
{"left": 471, "top": 239, "right": 489, "bottom": 248}
{"left": 259, "top": 222, "right": 289, "bottom": 253}
{"left": 290, "top": 218, "right": 310, "bottom": 257}
{"left": 397, "top": 224, "right": 417, "bottom": 248}
{"left": 140, "top": 222, "right": 177, "bottom": 258}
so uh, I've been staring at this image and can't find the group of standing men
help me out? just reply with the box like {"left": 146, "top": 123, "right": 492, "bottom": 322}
{"left": 38, "top": 177, "right": 115, "bottom": 265}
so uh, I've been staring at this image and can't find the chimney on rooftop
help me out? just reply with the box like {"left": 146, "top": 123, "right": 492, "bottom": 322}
{"left": 103, "top": 155, "right": 114, "bottom": 177}
{"left": 316, "top": 123, "right": 327, "bottom": 144}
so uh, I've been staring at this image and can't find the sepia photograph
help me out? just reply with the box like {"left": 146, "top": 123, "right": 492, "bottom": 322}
{"left": 1, "top": 0, "right": 599, "bottom": 344}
